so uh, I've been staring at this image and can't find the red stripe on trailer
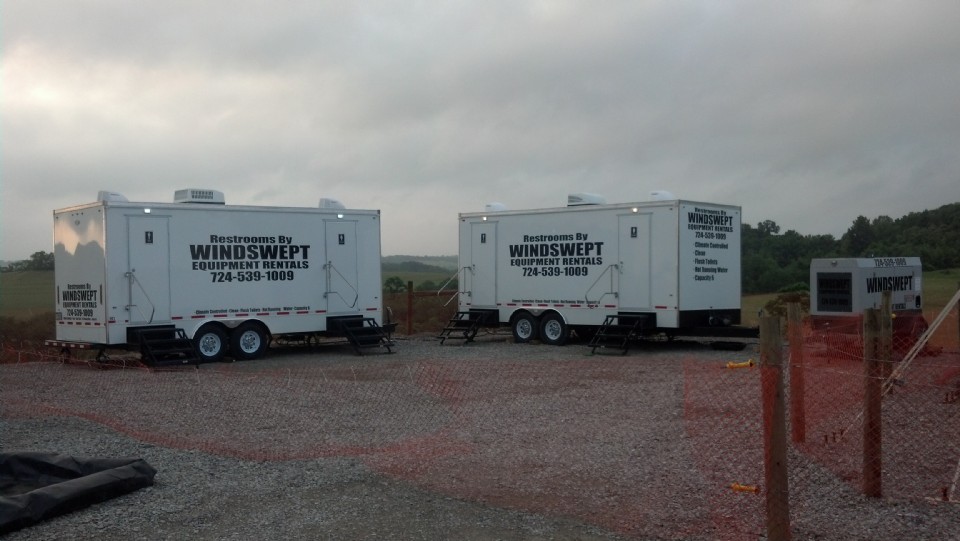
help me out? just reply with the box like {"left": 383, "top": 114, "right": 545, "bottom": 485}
{"left": 296, "top": 311, "right": 309, "bottom": 314}
{"left": 277, "top": 311, "right": 290, "bottom": 315}
{"left": 655, "top": 305, "right": 668, "bottom": 309}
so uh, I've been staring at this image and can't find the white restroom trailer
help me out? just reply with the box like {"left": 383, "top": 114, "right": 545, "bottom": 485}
{"left": 809, "top": 257, "right": 923, "bottom": 316}
{"left": 454, "top": 195, "right": 744, "bottom": 345}
{"left": 49, "top": 189, "right": 385, "bottom": 362}
{"left": 809, "top": 257, "right": 927, "bottom": 346}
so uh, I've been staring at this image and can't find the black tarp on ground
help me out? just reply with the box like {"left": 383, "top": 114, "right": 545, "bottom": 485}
{"left": 0, "top": 452, "right": 156, "bottom": 535}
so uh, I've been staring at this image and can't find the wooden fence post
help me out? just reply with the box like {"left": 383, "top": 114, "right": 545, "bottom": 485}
{"left": 863, "top": 307, "right": 883, "bottom": 498}
{"left": 761, "top": 316, "right": 791, "bottom": 541}
{"left": 787, "top": 303, "right": 805, "bottom": 444}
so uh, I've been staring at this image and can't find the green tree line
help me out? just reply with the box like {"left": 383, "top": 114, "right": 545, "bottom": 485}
{"left": 0, "top": 251, "right": 54, "bottom": 272}
{"left": 742, "top": 202, "right": 960, "bottom": 293}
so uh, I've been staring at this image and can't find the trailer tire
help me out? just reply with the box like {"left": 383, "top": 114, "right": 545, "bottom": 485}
{"left": 539, "top": 313, "right": 568, "bottom": 346}
{"left": 511, "top": 312, "right": 539, "bottom": 343}
{"left": 194, "top": 324, "right": 228, "bottom": 363}
{"left": 231, "top": 322, "right": 269, "bottom": 360}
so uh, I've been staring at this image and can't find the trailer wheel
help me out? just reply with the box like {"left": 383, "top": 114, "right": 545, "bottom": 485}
{"left": 194, "top": 324, "right": 228, "bottom": 363}
{"left": 539, "top": 313, "right": 569, "bottom": 346}
{"left": 230, "top": 322, "right": 269, "bottom": 360}
{"left": 511, "top": 312, "right": 539, "bottom": 343}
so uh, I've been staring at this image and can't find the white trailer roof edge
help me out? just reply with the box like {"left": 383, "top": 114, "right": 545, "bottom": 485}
{"left": 810, "top": 257, "right": 922, "bottom": 268}
{"left": 458, "top": 199, "right": 740, "bottom": 219}
{"left": 54, "top": 200, "right": 381, "bottom": 216}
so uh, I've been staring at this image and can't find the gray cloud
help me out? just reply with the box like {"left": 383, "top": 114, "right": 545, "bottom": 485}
{"left": 3, "top": 1, "right": 959, "bottom": 259}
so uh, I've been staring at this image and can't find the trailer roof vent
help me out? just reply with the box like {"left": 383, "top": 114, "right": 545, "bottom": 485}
{"left": 567, "top": 192, "right": 606, "bottom": 206}
{"left": 97, "top": 191, "right": 128, "bottom": 203}
{"left": 650, "top": 190, "right": 676, "bottom": 201}
{"left": 319, "top": 197, "right": 346, "bottom": 209}
{"left": 485, "top": 202, "right": 507, "bottom": 212}
{"left": 174, "top": 189, "right": 225, "bottom": 204}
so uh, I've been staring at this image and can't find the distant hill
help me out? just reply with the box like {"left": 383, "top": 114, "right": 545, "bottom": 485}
{"left": 382, "top": 255, "right": 457, "bottom": 272}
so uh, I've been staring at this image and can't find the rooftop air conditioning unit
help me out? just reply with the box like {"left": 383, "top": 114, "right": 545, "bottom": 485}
{"left": 174, "top": 189, "right": 226, "bottom": 204}
{"left": 319, "top": 198, "right": 346, "bottom": 209}
{"left": 97, "top": 191, "right": 128, "bottom": 203}
{"left": 567, "top": 192, "right": 606, "bottom": 206}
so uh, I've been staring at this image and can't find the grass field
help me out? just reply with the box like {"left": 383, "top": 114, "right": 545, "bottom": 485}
{"left": 923, "top": 267, "right": 960, "bottom": 307}
{"left": 2, "top": 268, "right": 957, "bottom": 326}
{"left": 0, "top": 270, "right": 54, "bottom": 318}
{"left": 383, "top": 270, "right": 458, "bottom": 291}
{"left": 740, "top": 267, "right": 960, "bottom": 328}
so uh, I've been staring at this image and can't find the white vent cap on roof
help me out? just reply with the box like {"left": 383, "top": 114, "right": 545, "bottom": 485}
{"left": 567, "top": 192, "right": 606, "bottom": 206}
{"left": 650, "top": 190, "right": 676, "bottom": 201}
{"left": 319, "top": 197, "right": 346, "bottom": 209}
{"left": 174, "top": 189, "right": 225, "bottom": 204}
{"left": 97, "top": 191, "right": 128, "bottom": 203}
{"left": 485, "top": 202, "right": 507, "bottom": 212}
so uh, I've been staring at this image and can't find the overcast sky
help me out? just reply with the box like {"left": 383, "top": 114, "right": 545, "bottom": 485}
{"left": 3, "top": 1, "right": 959, "bottom": 261}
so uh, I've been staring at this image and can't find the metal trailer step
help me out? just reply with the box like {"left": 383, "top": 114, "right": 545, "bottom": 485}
{"left": 588, "top": 315, "right": 649, "bottom": 355}
{"left": 438, "top": 311, "right": 493, "bottom": 344}
{"left": 134, "top": 327, "right": 201, "bottom": 367}
{"left": 332, "top": 317, "right": 394, "bottom": 355}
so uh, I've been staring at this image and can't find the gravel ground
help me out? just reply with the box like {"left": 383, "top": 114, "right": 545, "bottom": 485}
{"left": 2, "top": 333, "right": 959, "bottom": 540}
{"left": 1, "top": 417, "right": 627, "bottom": 540}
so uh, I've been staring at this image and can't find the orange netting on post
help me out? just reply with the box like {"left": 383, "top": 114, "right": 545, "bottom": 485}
{"left": 4, "top": 302, "right": 958, "bottom": 540}
{"left": 3, "top": 344, "right": 760, "bottom": 540}
{"left": 682, "top": 358, "right": 766, "bottom": 540}
{"left": 791, "top": 296, "right": 960, "bottom": 505}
